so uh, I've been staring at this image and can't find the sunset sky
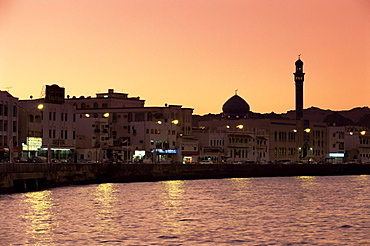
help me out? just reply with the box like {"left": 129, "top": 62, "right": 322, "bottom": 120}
{"left": 1, "top": 0, "right": 369, "bottom": 115}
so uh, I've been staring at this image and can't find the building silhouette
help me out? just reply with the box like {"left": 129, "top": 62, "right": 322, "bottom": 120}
{"left": 0, "top": 57, "right": 368, "bottom": 164}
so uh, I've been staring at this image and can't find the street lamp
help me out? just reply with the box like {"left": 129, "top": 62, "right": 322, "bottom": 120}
{"left": 236, "top": 124, "right": 244, "bottom": 130}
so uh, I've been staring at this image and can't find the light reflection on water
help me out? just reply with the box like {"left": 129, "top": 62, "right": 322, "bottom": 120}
{"left": 93, "top": 183, "right": 118, "bottom": 239}
{"left": 22, "top": 190, "right": 57, "bottom": 245}
{"left": 0, "top": 175, "right": 369, "bottom": 245}
{"left": 160, "top": 180, "right": 186, "bottom": 236}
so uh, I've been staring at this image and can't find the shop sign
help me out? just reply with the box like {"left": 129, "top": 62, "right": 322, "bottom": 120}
{"left": 150, "top": 149, "right": 178, "bottom": 154}
{"left": 24, "top": 137, "right": 42, "bottom": 151}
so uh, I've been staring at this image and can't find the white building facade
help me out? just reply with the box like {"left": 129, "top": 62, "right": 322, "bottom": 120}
{"left": 66, "top": 89, "right": 196, "bottom": 163}
{"left": 0, "top": 91, "right": 19, "bottom": 162}
{"left": 194, "top": 120, "right": 269, "bottom": 164}
{"left": 327, "top": 126, "right": 345, "bottom": 163}
{"left": 17, "top": 85, "right": 76, "bottom": 162}
{"left": 18, "top": 99, "right": 77, "bottom": 162}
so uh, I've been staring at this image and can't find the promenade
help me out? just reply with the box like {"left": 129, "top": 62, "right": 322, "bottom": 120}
{"left": 1, "top": 163, "right": 370, "bottom": 194}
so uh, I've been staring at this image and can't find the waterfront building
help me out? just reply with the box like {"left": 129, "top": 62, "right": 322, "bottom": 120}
{"left": 66, "top": 89, "right": 145, "bottom": 162}
{"left": 195, "top": 116, "right": 328, "bottom": 164}
{"left": 193, "top": 94, "right": 270, "bottom": 164}
{"left": 18, "top": 85, "right": 76, "bottom": 161}
{"left": 194, "top": 120, "right": 269, "bottom": 164}
{"left": 327, "top": 126, "right": 346, "bottom": 163}
{"left": 75, "top": 112, "right": 111, "bottom": 162}
{"left": 180, "top": 135, "right": 199, "bottom": 163}
{"left": 344, "top": 126, "right": 370, "bottom": 163}
{"left": 0, "top": 91, "right": 19, "bottom": 162}
{"left": 126, "top": 106, "right": 195, "bottom": 163}
{"left": 10, "top": 58, "right": 366, "bottom": 164}
{"left": 66, "top": 89, "right": 196, "bottom": 163}
{"left": 295, "top": 119, "right": 327, "bottom": 163}
{"left": 193, "top": 58, "right": 328, "bottom": 164}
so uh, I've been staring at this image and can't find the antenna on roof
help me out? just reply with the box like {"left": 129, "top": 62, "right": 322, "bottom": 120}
{"left": 40, "top": 85, "right": 46, "bottom": 98}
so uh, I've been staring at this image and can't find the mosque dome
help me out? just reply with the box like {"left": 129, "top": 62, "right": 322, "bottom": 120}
{"left": 222, "top": 94, "right": 250, "bottom": 119}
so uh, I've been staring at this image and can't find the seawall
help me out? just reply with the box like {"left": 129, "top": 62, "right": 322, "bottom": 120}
{"left": 1, "top": 163, "right": 370, "bottom": 193}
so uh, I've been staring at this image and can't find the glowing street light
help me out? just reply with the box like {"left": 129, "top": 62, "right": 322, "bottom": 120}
{"left": 236, "top": 125, "right": 244, "bottom": 129}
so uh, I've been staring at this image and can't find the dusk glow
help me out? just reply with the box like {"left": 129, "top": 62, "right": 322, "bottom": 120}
{"left": 1, "top": 0, "right": 369, "bottom": 115}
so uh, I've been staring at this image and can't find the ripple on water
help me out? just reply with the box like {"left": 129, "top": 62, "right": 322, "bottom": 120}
{"left": 0, "top": 176, "right": 369, "bottom": 245}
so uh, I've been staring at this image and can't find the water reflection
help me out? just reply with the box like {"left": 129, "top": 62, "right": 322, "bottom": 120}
{"left": 224, "top": 179, "right": 254, "bottom": 235}
{"left": 94, "top": 183, "right": 118, "bottom": 213}
{"left": 228, "top": 178, "right": 253, "bottom": 215}
{"left": 230, "top": 178, "right": 251, "bottom": 190}
{"left": 160, "top": 180, "right": 185, "bottom": 235}
{"left": 22, "top": 190, "right": 57, "bottom": 245}
{"left": 1, "top": 176, "right": 368, "bottom": 245}
{"left": 162, "top": 180, "right": 185, "bottom": 205}
{"left": 93, "top": 183, "right": 118, "bottom": 236}
{"left": 295, "top": 176, "right": 317, "bottom": 189}
{"left": 354, "top": 174, "right": 370, "bottom": 186}
{"left": 351, "top": 175, "right": 370, "bottom": 207}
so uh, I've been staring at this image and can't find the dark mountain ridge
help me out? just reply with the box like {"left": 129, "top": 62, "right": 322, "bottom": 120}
{"left": 283, "top": 106, "right": 370, "bottom": 126}
{"left": 193, "top": 106, "right": 370, "bottom": 127}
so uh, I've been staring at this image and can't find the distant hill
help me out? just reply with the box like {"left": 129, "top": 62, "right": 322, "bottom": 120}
{"left": 322, "top": 112, "right": 355, "bottom": 126}
{"left": 357, "top": 114, "right": 370, "bottom": 128}
{"left": 283, "top": 106, "right": 370, "bottom": 126}
{"left": 193, "top": 106, "right": 370, "bottom": 127}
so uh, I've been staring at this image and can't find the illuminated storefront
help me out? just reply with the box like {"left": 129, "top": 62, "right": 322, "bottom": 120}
{"left": 38, "top": 147, "right": 75, "bottom": 163}
{"left": 150, "top": 149, "right": 178, "bottom": 163}
{"left": 22, "top": 137, "right": 42, "bottom": 157}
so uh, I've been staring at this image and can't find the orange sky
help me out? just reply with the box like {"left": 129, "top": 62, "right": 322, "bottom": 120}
{"left": 1, "top": 0, "right": 369, "bottom": 115}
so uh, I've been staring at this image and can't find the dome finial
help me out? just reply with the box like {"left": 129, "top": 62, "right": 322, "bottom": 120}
{"left": 298, "top": 54, "right": 301, "bottom": 60}
{"left": 235, "top": 89, "right": 238, "bottom": 95}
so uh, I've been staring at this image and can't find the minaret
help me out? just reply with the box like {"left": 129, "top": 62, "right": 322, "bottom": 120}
{"left": 294, "top": 55, "right": 305, "bottom": 120}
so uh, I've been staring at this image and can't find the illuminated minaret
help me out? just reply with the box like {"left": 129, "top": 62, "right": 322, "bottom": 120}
{"left": 294, "top": 55, "right": 305, "bottom": 120}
